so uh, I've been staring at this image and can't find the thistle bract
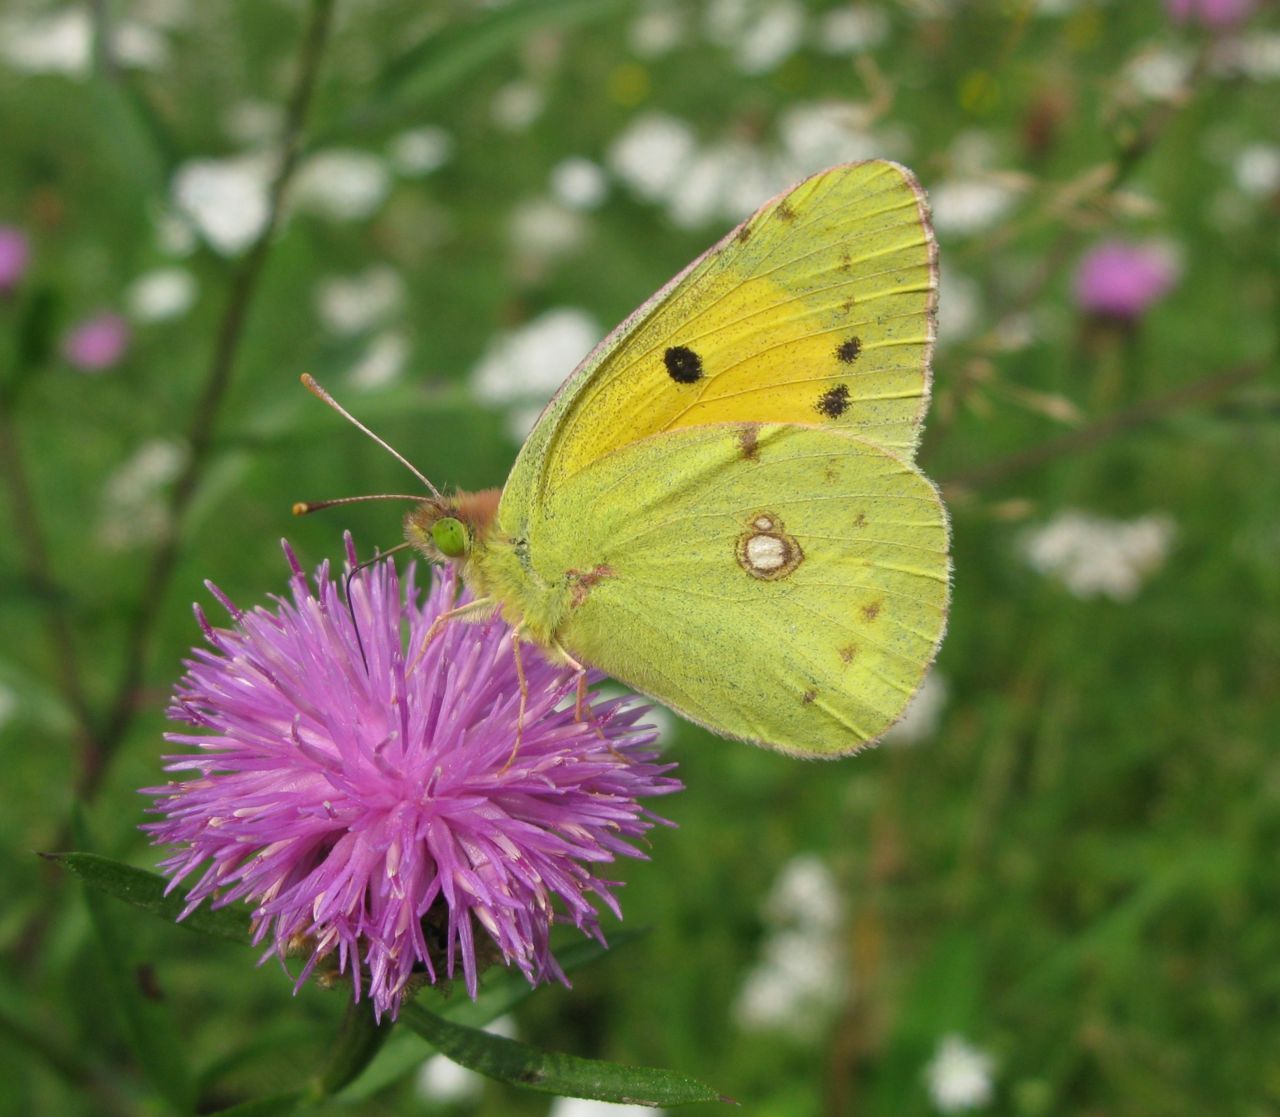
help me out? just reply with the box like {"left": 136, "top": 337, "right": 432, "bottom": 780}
{"left": 144, "top": 536, "right": 680, "bottom": 1020}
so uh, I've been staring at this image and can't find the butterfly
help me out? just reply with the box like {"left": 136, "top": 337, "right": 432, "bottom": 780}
{"left": 305, "top": 161, "right": 950, "bottom": 758}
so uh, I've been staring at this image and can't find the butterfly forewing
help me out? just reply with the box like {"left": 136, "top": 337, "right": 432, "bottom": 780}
{"left": 499, "top": 161, "right": 936, "bottom": 537}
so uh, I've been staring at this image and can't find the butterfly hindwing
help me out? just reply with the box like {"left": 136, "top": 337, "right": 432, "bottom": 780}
{"left": 522, "top": 422, "right": 950, "bottom": 757}
{"left": 499, "top": 161, "right": 937, "bottom": 536}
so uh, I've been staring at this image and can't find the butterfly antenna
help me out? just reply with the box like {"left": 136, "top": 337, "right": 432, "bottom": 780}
{"left": 301, "top": 373, "right": 442, "bottom": 499}
{"left": 343, "top": 542, "right": 415, "bottom": 672}
{"left": 293, "top": 494, "right": 426, "bottom": 516}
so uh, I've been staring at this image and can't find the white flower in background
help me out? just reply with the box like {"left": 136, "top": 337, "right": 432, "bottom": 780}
{"left": 925, "top": 1035, "right": 995, "bottom": 1113}
{"left": 629, "top": 3, "right": 687, "bottom": 58}
{"left": 292, "top": 150, "right": 392, "bottom": 221}
{"left": 734, "top": 855, "right": 847, "bottom": 1037}
{"left": 761, "top": 854, "right": 844, "bottom": 932}
{"left": 550, "top": 157, "right": 609, "bottom": 211}
{"left": 608, "top": 113, "right": 698, "bottom": 204}
{"left": 223, "top": 100, "right": 282, "bottom": 147}
{"left": 665, "top": 142, "right": 761, "bottom": 229}
{"left": 883, "top": 671, "right": 949, "bottom": 745}
{"left": 126, "top": 267, "right": 197, "bottom": 322}
{"left": 778, "top": 101, "right": 886, "bottom": 175}
{"left": 1034, "top": 0, "right": 1082, "bottom": 15}
{"left": 549, "top": 1099, "right": 666, "bottom": 1117}
{"left": 491, "top": 80, "right": 545, "bottom": 132}
{"left": 815, "top": 5, "right": 890, "bottom": 53}
{"left": 471, "top": 308, "right": 600, "bottom": 440}
{"left": 1234, "top": 144, "right": 1280, "bottom": 196}
{"left": 347, "top": 330, "right": 409, "bottom": 391}
{"left": 1023, "top": 510, "right": 1175, "bottom": 601}
{"left": 388, "top": 126, "right": 454, "bottom": 177}
{"left": 315, "top": 266, "right": 405, "bottom": 336}
{"left": 415, "top": 1015, "right": 516, "bottom": 1105}
{"left": 930, "top": 177, "right": 1018, "bottom": 236}
{"left": 172, "top": 155, "right": 274, "bottom": 256}
{"left": 705, "top": 0, "right": 808, "bottom": 75}
{"left": 1234, "top": 31, "right": 1280, "bottom": 81}
{"left": 1, "top": 9, "right": 91, "bottom": 75}
{"left": 936, "top": 266, "right": 980, "bottom": 345}
{"left": 1124, "top": 46, "right": 1193, "bottom": 102}
{"left": 98, "top": 439, "right": 188, "bottom": 551}
{"left": 509, "top": 197, "right": 587, "bottom": 264}
{"left": 0, "top": 8, "right": 168, "bottom": 75}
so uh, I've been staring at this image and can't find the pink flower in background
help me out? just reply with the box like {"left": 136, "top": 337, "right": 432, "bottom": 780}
{"left": 62, "top": 312, "right": 130, "bottom": 371}
{"left": 144, "top": 538, "right": 680, "bottom": 1021}
{"left": 0, "top": 226, "right": 30, "bottom": 294}
{"left": 1074, "top": 241, "right": 1179, "bottom": 321}
{"left": 1165, "top": 0, "right": 1255, "bottom": 28}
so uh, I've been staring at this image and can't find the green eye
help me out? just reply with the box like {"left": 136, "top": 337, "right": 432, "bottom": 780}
{"left": 431, "top": 517, "right": 468, "bottom": 558}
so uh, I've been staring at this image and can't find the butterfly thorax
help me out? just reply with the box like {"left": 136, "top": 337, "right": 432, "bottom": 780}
{"left": 404, "top": 488, "right": 571, "bottom": 652}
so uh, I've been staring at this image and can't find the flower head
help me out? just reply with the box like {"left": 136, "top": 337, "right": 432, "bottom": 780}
{"left": 62, "top": 312, "right": 130, "bottom": 371}
{"left": 0, "top": 226, "right": 31, "bottom": 294}
{"left": 144, "top": 537, "right": 680, "bottom": 1020}
{"left": 1073, "top": 240, "right": 1178, "bottom": 321}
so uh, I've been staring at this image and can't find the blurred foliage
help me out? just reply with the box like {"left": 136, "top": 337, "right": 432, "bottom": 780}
{"left": 1, "top": 0, "right": 1278, "bottom": 1114}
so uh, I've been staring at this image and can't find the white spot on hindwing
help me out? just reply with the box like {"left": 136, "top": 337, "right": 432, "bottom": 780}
{"left": 737, "top": 511, "right": 803, "bottom": 580}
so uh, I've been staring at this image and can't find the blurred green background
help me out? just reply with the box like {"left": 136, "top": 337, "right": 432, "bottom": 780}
{"left": 1, "top": 1, "right": 1278, "bottom": 1114}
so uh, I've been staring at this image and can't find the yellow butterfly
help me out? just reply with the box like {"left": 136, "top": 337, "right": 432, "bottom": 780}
{"left": 307, "top": 160, "right": 949, "bottom": 758}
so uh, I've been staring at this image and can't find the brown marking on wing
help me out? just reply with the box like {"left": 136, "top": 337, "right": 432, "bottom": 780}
{"left": 736, "top": 423, "right": 761, "bottom": 460}
{"left": 861, "top": 600, "right": 882, "bottom": 622}
{"left": 568, "top": 563, "right": 616, "bottom": 607}
{"left": 802, "top": 688, "right": 817, "bottom": 704}
{"left": 839, "top": 644, "right": 858, "bottom": 664}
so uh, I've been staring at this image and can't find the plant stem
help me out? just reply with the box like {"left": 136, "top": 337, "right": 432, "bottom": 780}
{"left": 941, "top": 361, "right": 1263, "bottom": 494}
{"left": 0, "top": 400, "right": 98, "bottom": 753}
{"left": 82, "top": 0, "right": 337, "bottom": 800}
{"left": 312, "top": 996, "right": 391, "bottom": 1099}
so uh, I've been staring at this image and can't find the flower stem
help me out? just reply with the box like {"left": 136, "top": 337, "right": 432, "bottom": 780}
{"left": 311, "top": 996, "right": 392, "bottom": 1099}
{"left": 84, "top": 0, "right": 337, "bottom": 800}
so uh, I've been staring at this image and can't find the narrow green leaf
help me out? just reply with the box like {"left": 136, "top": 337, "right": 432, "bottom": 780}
{"left": 46, "top": 853, "right": 253, "bottom": 945}
{"left": 401, "top": 1004, "right": 726, "bottom": 1108}
{"left": 204, "top": 1090, "right": 308, "bottom": 1117}
{"left": 344, "top": 929, "right": 650, "bottom": 1101}
{"left": 321, "top": 0, "right": 632, "bottom": 142}
{"left": 79, "top": 858, "right": 197, "bottom": 1114}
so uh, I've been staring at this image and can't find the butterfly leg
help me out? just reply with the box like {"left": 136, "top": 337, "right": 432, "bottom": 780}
{"left": 408, "top": 596, "right": 497, "bottom": 677}
{"left": 551, "top": 641, "right": 591, "bottom": 721}
{"left": 501, "top": 627, "right": 531, "bottom": 771}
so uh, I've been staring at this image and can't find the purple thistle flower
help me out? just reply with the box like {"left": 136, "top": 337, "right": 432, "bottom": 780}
{"left": 63, "top": 311, "right": 130, "bottom": 372}
{"left": 144, "top": 536, "right": 680, "bottom": 1021}
{"left": 0, "top": 226, "right": 30, "bottom": 294}
{"left": 1165, "top": 0, "right": 1254, "bottom": 29}
{"left": 1074, "top": 240, "right": 1179, "bottom": 322}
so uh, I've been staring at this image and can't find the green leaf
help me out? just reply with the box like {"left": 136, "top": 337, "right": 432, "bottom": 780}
{"left": 45, "top": 853, "right": 253, "bottom": 945}
{"left": 320, "top": 0, "right": 633, "bottom": 142}
{"left": 401, "top": 1003, "right": 727, "bottom": 1108}
{"left": 204, "top": 1090, "right": 308, "bottom": 1117}
{"left": 77, "top": 857, "right": 197, "bottom": 1114}
{"left": 344, "top": 929, "right": 650, "bottom": 1101}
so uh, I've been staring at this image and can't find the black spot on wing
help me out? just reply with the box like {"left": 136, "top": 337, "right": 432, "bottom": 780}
{"left": 836, "top": 336, "right": 862, "bottom": 364}
{"left": 664, "top": 345, "right": 703, "bottom": 384}
{"left": 816, "top": 384, "right": 851, "bottom": 419}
